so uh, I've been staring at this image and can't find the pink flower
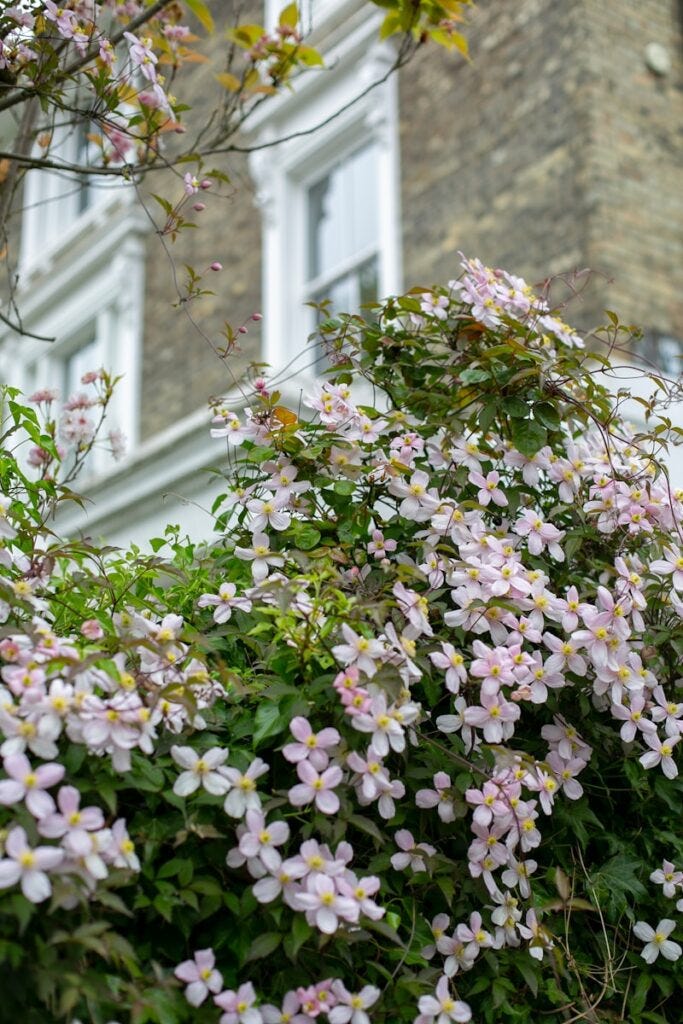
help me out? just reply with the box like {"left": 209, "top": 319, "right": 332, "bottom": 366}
{"left": 513, "top": 509, "right": 565, "bottom": 559}
{"left": 416, "top": 772, "right": 456, "bottom": 822}
{"left": 418, "top": 976, "right": 471, "bottom": 1022}
{"left": 123, "top": 31, "right": 158, "bottom": 81}
{"left": 198, "top": 582, "right": 252, "bottom": 623}
{"left": 234, "top": 533, "right": 285, "bottom": 582}
{"left": 390, "top": 830, "right": 436, "bottom": 872}
{"left": 175, "top": 948, "right": 223, "bottom": 1006}
{"left": 37, "top": 785, "right": 104, "bottom": 851}
{"left": 0, "top": 752, "right": 64, "bottom": 817}
{"left": 238, "top": 809, "right": 290, "bottom": 872}
{"left": 80, "top": 619, "right": 104, "bottom": 640}
{"left": 429, "top": 643, "right": 466, "bottom": 694}
{"left": 650, "top": 860, "right": 683, "bottom": 898}
{"left": 0, "top": 825, "right": 63, "bottom": 902}
{"left": 328, "top": 981, "right": 380, "bottom": 1024}
{"left": 214, "top": 981, "right": 262, "bottom": 1024}
{"left": 110, "top": 819, "right": 140, "bottom": 871}
{"left": 463, "top": 691, "right": 520, "bottom": 743}
{"left": 332, "top": 624, "right": 385, "bottom": 678}
{"left": 469, "top": 469, "right": 507, "bottom": 508}
{"left": 246, "top": 493, "right": 292, "bottom": 533}
{"left": 294, "top": 873, "right": 359, "bottom": 933}
{"left": 283, "top": 717, "right": 340, "bottom": 771}
{"left": 288, "top": 761, "right": 343, "bottom": 814}
{"left": 183, "top": 172, "right": 200, "bottom": 195}
{"left": 650, "top": 547, "right": 683, "bottom": 590}
{"left": 261, "top": 991, "right": 306, "bottom": 1023}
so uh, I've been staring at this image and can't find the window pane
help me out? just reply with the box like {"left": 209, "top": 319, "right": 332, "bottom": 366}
{"left": 307, "top": 143, "right": 379, "bottom": 280}
{"left": 358, "top": 257, "right": 379, "bottom": 308}
{"left": 64, "top": 329, "right": 100, "bottom": 399}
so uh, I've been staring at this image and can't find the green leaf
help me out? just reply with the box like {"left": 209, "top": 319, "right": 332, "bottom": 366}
{"left": 253, "top": 702, "right": 286, "bottom": 745}
{"left": 278, "top": 2, "right": 299, "bottom": 27}
{"left": 347, "top": 814, "right": 385, "bottom": 844}
{"left": 516, "top": 958, "right": 538, "bottom": 998}
{"left": 459, "top": 367, "right": 489, "bottom": 385}
{"left": 292, "top": 523, "right": 321, "bottom": 550}
{"left": 510, "top": 417, "right": 547, "bottom": 457}
{"left": 533, "top": 401, "right": 561, "bottom": 429}
{"left": 245, "top": 932, "right": 281, "bottom": 962}
{"left": 290, "top": 915, "right": 313, "bottom": 957}
{"left": 185, "top": 0, "right": 214, "bottom": 32}
{"left": 502, "top": 396, "right": 528, "bottom": 418}
{"left": 334, "top": 479, "right": 356, "bottom": 496}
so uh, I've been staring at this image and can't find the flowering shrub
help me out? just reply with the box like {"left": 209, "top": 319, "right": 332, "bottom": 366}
{"left": 1, "top": 255, "right": 683, "bottom": 1022}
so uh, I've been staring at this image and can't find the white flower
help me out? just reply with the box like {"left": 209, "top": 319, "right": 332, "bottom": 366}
{"left": 171, "top": 745, "right": 230, "bottom": 796}
{"left": 633, "top": 919, "right": 682, "bottom": 963}
{"left": 0, "top": 825, "right": 63, "bottom": 902}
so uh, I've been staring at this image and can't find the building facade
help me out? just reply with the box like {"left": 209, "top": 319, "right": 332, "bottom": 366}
{"left": 1, "top": 0, "right": 681, "bottom": 545}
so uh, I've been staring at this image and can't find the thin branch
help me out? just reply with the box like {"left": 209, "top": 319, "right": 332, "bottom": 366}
{"left": 0, "top": 308, "right": 55, "bottom": 343}
{"left": 206, "top": 37, "right": 417, "bottom": 158}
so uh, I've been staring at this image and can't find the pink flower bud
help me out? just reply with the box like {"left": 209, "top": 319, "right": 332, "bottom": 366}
{"left": 210, "top": 262, "right": 222, "bottom": 271}
{"left": 251, "top": 312, "right": 263, "bottom": 322}
{"left": 238, "top": 326, "right": 248, "bottom": 334}
{"left": 200, "top": 179, "right": 212, "bottom": 189}
{"left": 193, "top": 202, "right": 206, "bottom": 212}
{"left": 81, "top": 619, "right": 104, "bottom": 640}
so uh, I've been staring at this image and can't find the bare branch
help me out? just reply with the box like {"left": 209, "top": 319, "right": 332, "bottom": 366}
{"left": 0, "top": 308, "right": 55, "bottom": 343}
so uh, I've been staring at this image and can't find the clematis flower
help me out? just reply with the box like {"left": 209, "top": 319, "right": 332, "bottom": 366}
{"left": 238, "top": 810, "right": 290, "bottom": 872}
{"left": 234, "top": 533, "right": 285, "bottom": 582}
{"left": 283, "top": 717, "right": 340, "bottom": 771}
{"left": 174, "top": 948, "right": 223, "bottom": 1006}
{"left": 0, "top": 825, "right": 63, "bottom": 902}
{"left": 328, "top": 981, "right": 381, "bottom": 1024}
{"left": 650, "top": 860, "right": 683, "bottom": 898}
{"left": 639, "top": 733, "right": 679, "bottom": 778}
{"left": 633, "top": 919, "right": 682, "bottom": 963}
{"left": 417, "top": 976, "right": 472, "bottom": 1022}
{"left": 416, "top": 772, "right": 456, "bottom": 822}
{"left": 37, "top": 785, "right": 104, "bottom": 850}
{"left": 288, "top": 760, "right": 343, "bottom": 814}
{"left": 294, "top": 874, "right": 359, "bottom": 933}
{"left": 332, "top": 624, "right": 385, "bottom": 678}
{"left": 198, "top": 583, "right": 252, "bottom": 623}
{"left": 171, "top": 745, "right": 230, "bottom": 796}
{"left": 390, "top": 830, "right": 436, "bottom": 873}
{"left": 214, "top": 982, "right": 262, "bottom": 1024}
{"left": 469, "top": 469, "right": 507, "bottom": 507}
{"left": 223, "top": 758, "right": 269, "bottom": 817}
{"left": 0, "top": 752, "right": 64, "bottom": 817}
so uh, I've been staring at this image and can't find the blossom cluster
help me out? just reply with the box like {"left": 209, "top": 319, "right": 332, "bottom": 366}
{"left": 2, "top": 253, "right": 682, "bottom": 1020}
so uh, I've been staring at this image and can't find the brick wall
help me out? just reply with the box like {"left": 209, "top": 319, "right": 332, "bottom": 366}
{"left": 138, "top": 6, "right": 264, "bottom": 440}
{"left": 399, "top": 0, "right": 683, "bottom": 341}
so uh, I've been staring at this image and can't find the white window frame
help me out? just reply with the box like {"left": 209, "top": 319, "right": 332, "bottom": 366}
{"left": 264, "top": 0, "right": 358, "bottom": 36}
{"left": 20, "top": 120, "right": 131, "bottom": 276}
{"left": 249, "top": 11, "right": 402, "bottom": 375}
{"left": 0, "top": 206, "right": 146, "bottom": 480}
